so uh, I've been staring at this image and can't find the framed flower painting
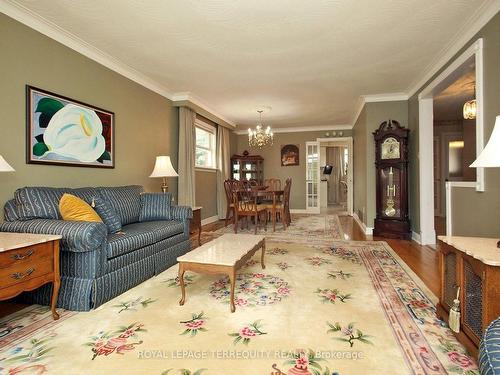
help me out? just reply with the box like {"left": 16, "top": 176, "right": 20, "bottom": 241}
{"left": 26, "top": 86, "right": 115, "bottom": 168}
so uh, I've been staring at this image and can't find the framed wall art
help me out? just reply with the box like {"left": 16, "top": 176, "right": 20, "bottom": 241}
{"left": 26, "top": 85, "right": 115, "bottom": 168}
{"left": 281, "top": 144, "right": 299, "bottom": 166}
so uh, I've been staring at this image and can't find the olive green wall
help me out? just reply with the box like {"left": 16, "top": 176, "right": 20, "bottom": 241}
{"left": 236, "top": 130, "right": 352, "bottom": 210}
{"left": 352, "top": 101, "right": 409, "bottom": 228}
{"left": 408, "top": 12, "right": 500, "bottom": 237}
{"left": 0, "top": 13, "right": 179, "bottom": 214}
{"left": 195, "top": 170, "right": 217, "bottom": 220}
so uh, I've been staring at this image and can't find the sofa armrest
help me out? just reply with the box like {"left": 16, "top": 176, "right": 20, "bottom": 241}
{"left": 170, "top": 206, "right": 193, "bottom": 221}
{"left": 0, "top": 219, "right": 107, "bottom": 253}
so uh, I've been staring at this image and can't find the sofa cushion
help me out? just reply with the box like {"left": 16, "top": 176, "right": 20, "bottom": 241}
{"left": 98, "top": 185, "right": 143, "bottom": 225}
{"left": 59, "top": 194, "right": 102, "bottom": 223}
{"left": 15, "top": 187, "right": 99, "bottom": 220}
{"left": 139, "top": 193, "right": 172, "bottom": 222}
{"left": 4, "top": 199, "right": 19, "bottom": 222}
{"left": 106, "top": 220, "right": 184, "bottom": 259}
{"left": 93, "top": 197, "right": 122, "bottom": 234}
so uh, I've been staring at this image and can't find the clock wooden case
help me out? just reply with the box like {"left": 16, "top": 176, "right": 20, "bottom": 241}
{"left": 373, "top": 120, "right": 411, "bottom": 239}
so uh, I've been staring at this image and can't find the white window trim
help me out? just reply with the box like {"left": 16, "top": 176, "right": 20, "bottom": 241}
{"left": 195, "top": 118, "right": 217, "bottom": 170}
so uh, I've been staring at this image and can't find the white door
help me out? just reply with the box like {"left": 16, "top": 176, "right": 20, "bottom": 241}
{"left": 306, "top": 141, "right": 320, "bottom": 213}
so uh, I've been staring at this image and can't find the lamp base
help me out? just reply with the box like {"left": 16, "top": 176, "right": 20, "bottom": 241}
{"left": 161, "top": 177, "right": 168, "bottom": 194}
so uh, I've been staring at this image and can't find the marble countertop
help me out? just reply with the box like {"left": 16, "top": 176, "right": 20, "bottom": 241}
{"left": 438, "top": 236, "right": 500, "bottom": 266}
{"left": 178, "top": 234, "right": 264, "bottom": 266}
{"left": 0, "top": 232, "right": 62, "bottom": 252}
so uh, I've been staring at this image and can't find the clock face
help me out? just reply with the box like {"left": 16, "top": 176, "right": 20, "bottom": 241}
{"left": 381, "top": 137, "right": 400, "bottom": 159}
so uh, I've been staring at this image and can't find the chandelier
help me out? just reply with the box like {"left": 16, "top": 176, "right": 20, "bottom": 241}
{"left": 248, "top": 110, "right": 273, "bottom": 148}
{"left": 463, "top": 83, "right": 476, "bottom": 120}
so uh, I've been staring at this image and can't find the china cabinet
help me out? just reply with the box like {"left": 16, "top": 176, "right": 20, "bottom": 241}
{"left": 230, "top": 152, "right": 264, "bottom": 184}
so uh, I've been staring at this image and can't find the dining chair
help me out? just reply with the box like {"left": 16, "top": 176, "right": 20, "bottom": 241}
{"left": 263, "top": 178, "right": 290, "bottom": 231}
{"left": 264, "top": 178, "right": 281, "bottom": 191}
{"left": 223, "top": 179, "right": 238, "bottom": 227}
{"left": 232, "top": 186, "right": 268, "bottom": 234}
{"left": 262, "top": 178, "right": 281, "bottom": 206}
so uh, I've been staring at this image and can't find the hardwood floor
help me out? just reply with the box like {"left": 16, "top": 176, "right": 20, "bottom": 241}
{"left": 0, "top": 215, "right": 440, "bottom": 319}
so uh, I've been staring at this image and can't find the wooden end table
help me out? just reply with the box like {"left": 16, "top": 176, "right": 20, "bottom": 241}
{"left": 189, "top": 206, "right": 202, "bottom": 246}
{"left": 0, "top": 233, "right": 62, "bottom": 320}
{"left": 177, "top": 234, "right": 265, "bottom": 313}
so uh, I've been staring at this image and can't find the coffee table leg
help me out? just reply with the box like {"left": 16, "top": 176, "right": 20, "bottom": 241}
{"left": 261, "top": 241, "right": 266, "bottom": 269}
{"left": 178, "top": 263, "right": 186, "bottom": 306}
{"left": 229, "top": 270, "right": 236, "bottom": 313}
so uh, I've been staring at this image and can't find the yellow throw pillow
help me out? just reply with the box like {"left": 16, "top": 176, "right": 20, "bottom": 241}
{"left": 59, "top": 193, "right": 103, "bottom": 223}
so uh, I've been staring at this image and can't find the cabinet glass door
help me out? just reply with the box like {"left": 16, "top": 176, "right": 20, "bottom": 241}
{"left": 306, "top": 141, "right": 320, "bottom": 213}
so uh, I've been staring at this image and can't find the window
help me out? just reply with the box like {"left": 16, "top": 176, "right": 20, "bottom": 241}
{"left": 195, "top": 121, "right": 216, "bottom": 169}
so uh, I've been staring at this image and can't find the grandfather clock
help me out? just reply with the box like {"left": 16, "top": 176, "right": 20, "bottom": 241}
{"left": 373, "top": 120, "right": 410, "bottom": 239}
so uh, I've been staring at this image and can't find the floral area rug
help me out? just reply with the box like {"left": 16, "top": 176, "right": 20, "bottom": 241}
{"left": 211, "top": 214, "right": 345, "bottom": 242}
{"left": 0, "top": 240, "right": 477, "bottom": 375}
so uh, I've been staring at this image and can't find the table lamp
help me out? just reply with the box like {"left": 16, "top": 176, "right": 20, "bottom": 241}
{"left": 470, "top": 115, "right": 500, "bottom": 247}
{"left": 0, "top": 155, "right": 15, "bottom": 172}
{"left": 149, "top": 156, "right": 178, "bottom": 193}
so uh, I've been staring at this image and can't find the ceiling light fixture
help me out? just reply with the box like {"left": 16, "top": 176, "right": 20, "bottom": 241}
{"left": 248, "top": 110, "right": 273, "bottom": 148}
{"left": 463, "top": 83, "right": 476, "bottom": 120}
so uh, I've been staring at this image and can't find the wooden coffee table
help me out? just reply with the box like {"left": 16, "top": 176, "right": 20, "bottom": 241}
{"left": 177, "top": 234, "right": 265, "bottom": 313}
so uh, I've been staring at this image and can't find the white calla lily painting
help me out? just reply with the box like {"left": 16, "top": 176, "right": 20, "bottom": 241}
{"left": 27, "top": 86, "right": 114, "bottom": 168}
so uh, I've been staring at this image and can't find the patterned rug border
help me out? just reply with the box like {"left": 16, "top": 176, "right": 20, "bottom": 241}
{"left": 332, "top": 240, "right": 438, "bottom": 305}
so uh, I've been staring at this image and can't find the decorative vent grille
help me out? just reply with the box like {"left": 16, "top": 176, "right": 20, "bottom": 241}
{"left": 463, "top": 260, "right": 483, "bottom": 339}
{"left": 444, "top": 253, "right": 457, "bottom": 310}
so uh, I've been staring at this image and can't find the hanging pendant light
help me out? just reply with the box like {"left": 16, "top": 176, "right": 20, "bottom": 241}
{"left": 248, "top": 110, "right": 273, "bottom": 148}
{"left": 463, "top": 83, "right": 477, "bottom": 120}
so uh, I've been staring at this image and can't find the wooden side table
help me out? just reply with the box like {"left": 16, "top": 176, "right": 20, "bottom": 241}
{"left": 189, "top": 206, "right": 202, "bottom": 246}
{"left": 0, "top": 233, "right": 62, "bottom": 320}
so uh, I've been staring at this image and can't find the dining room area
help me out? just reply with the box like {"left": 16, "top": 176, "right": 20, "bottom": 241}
{"left": 223, "top": 177, "right": 292, "bottom": 234}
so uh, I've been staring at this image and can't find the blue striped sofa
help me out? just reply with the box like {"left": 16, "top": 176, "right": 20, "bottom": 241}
{"left": 0, "top": 185, "right": 192, "bottom": 311}
{"left": 480, "top": 317, "right": 500, "bottom": 375}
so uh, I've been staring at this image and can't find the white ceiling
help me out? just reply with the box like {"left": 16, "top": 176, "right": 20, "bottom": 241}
{"left": 5, "top": 0, "right": 495, "bottom": 128}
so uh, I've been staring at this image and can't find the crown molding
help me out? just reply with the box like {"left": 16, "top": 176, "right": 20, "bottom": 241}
{"left": 171, "top": 92, "right": 236, "bottom": 128}
{"left": 234, "top": 124, "right": 352, "bottom": 135}
{"left": 1, "top": 0, "right": 176, "bottom": 99}
{"left": 350, "top": 92, "right": 408, "bottom": 128}
{"left": 362, "top": 93, "right": 409, "bottom": 102}
{"left": 351, "top": 97, "right": 366, "bottom": 128}
{"left": 406, "top": 0, "right": 500, "bottom": 97}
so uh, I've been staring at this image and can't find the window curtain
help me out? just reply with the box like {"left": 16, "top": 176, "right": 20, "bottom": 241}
{"left": 327, "top": 147, "right": 346, "bottom": 205}
{"left": 216, "top": 126, "right": 231, "bottom": 219}
{"left": 178, "top": 107, "right": 196, "bottom": 206}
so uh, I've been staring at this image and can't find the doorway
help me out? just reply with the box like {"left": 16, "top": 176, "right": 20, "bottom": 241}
{"left": 418, "top": 38, "right": 484, "bottom": 244}
{"left": 317, "top": 137, "right": 353, "bottom": 216}
{"left": 432, "top": 66, "right": 478, "bottom": 236}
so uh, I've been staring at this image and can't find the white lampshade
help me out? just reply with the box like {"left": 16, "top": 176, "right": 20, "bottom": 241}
{"left": 149, "top": 156, "right": 178, "bottom": 178}
{"left": 471, "top": 115, "right": 500, "bottom": 168}
{"left": 0, "top": 155, "right": 15, "bottom": 172}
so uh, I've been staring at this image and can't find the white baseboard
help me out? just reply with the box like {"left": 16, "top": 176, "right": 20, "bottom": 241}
{"left": 353, "top": 213, "right": 373, "bottom": 235}
{"left": 411, "top": 231, "right": 422, "bottom": 244}
{"left": 201, "top": 215, "right": 219, "bottom": 226}
{"left": 290, "top": 209, "right": 310, "bottom": 214}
